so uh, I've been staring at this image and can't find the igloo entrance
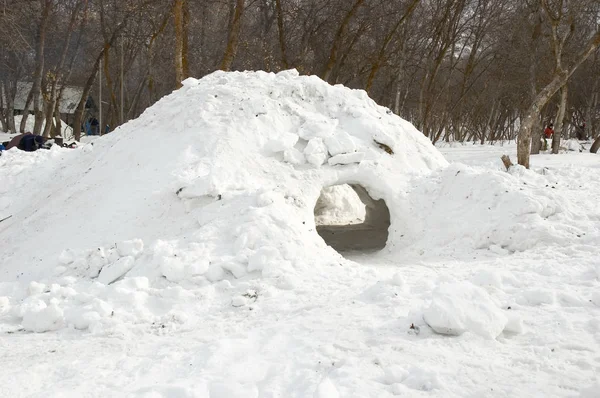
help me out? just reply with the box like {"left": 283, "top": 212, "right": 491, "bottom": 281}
{"left": 314, "top": 184, "right": 390, "bottom": 252}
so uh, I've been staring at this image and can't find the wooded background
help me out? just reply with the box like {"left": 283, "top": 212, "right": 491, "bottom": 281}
{"left": 0, "top": 0, "right": 598, "bottom": 157}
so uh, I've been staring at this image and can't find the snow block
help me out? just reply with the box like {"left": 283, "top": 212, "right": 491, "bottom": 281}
{"left": 21, "top": 301, "right": 64, "bottom": 333}
{"left": 304, "top": 137, "right": 328, "bottom": 166}
{"left": 324, "top": 131, "right": 356, "bottom": 156}
{"left": 327, "top": 152, "right": 365, "bottom": 166}
{"left": 298, "top": 118, "right": 337, "bottom": 140}
{"left": 283, "top": 147, "right": 306, "bottom": 165}
{"left": 423, "top": 281, "right": 507, "bottom": 339}
{"left": 97, "top": 256, "right": 135, "bottom": 285}
{"left": 265, "top": 132, "right": 299, "bottom": 153}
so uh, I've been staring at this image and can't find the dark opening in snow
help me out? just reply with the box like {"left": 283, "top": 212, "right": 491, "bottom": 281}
{"left": 314, "top": 184, "right": 390, "bottom": 253}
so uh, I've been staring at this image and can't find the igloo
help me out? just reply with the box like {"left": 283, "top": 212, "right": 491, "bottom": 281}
{"left": 0, "top": 70, "right": 447, "bottom": 284}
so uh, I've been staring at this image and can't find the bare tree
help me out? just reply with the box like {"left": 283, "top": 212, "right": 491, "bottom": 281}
{"left": 220, "top": 0, "right": 245, "bottom": 71}
{"left": 517, "top": 0, "right": 600, "bottom": 168}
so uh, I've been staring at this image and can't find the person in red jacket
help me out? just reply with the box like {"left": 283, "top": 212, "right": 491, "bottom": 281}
{"left": 544, "top": 123, "right": 554, "bottom": 138}
{"left": 543, "top": 123, "right": 554, "bottom": 150}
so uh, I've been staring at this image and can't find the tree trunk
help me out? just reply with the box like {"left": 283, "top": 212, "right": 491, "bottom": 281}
{"left": 53, "top": 91, "right": 63, "bottom": 138}
{"left": 72, "top": 13, "right": 132, "bottom": 141}
{"left": 5, "top": 81, "right": 16, "bottom": 133}
{"left": 103, "top": 46, "right": 120, "bottom": 128}
{"left": 0, "top": 83, "right": 7, "bottom": 132}
{"left": 19, "top": 90, "right": 33, "bottom": 133}
{"left": 42, "top": 81, "right": 57, "bottom": 138}
{"left": 365, "top": 0, "right": 420, "bottom": 94}
{"left": 174, "top": 0, "right": 185, "bottom": 88}
{"left": 321, "top": 0, "right": 365, "bottom": 83}
{"left": 42, "top": 0, "right": 83, "bottom": 138}
{"left": 552, "top": 84, "right": 568, "bottom": 154}
{"left": 591, "top": 136, "right": 600, "bottom": 153}
{"left": 182, "top": 0, "right": 190, "bottom": 78}
{"left": 530, "top": 115, "right": 542, "bottom": 154}
{"left": 31, "top": 0, "right": 53, "bottom": 136}
{"left": 219, "top": 0, "right": 245, "bottom": 71}
{"left": 274, "top": 0, "right": 288, "bottom": 69}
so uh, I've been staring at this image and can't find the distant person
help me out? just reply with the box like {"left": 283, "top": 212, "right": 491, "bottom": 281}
{"left": 5, "top": 132, "right": 33, "bottom": 150}
{"left": 90, "top": 117, "right": 99, "bottom": 135}
{"left": 18, "top": 134, "right": 46, "bottom": 151}
{"left": 5, "top": 132, "right": 46, "bottom": 152}
{"left": 543, "top": 123, "right": 554, "bottom": 150}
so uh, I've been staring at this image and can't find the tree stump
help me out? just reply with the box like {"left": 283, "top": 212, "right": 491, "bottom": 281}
{"left": 501, "top": 155, "right": 513, "bottom": 171}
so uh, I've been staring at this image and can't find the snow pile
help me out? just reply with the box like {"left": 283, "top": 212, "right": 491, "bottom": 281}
{"left": 564, "top": 138, "right": 584, "bottom": 152}
{"left": 0, "top": 70, "right": 448, "bottom": 331}
{"left": 314, "top": 185, "right": 365, "bottom": 225}
{"left": 393, "top": 162, "right": 594, "bottom": 256}
{"left": 423, "top": 281, "right": 508, "bottom": 339}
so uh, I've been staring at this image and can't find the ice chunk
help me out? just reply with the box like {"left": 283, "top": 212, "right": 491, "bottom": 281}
{"left": 304, "top": 138, "right": 328, "bottom": 166}
{"left": 423, "top": 281, "right": 507, "bottom": 339}
{"left": 22, "top": 301, "right": 64, "bottom": 333}
{"left": 503, "top": 312, "right": 524, "bottom": 334}
{"left": 97, "top": 256, "right": 135, "bottom": 285}
{"left": 28, "top": 281, "right": 46, "bottom": 295}
{"left": 324, "top": 131, "right": 356, "bottom": 156}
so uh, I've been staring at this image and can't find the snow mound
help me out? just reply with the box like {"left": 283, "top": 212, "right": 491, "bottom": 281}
{"left": 393, "top": 162, "right": 591, "bottom": 256}
{"left": 314, "top": 185, "right": 365, "bottom": 225}
{"left": 0, "top": 70, "right": 445, "bottom": 313}
{"left": 423, "top": 281, "right": 508, "bottom": 339}
{"left": 565, "top": 139, "right": 583, "bottom": 152}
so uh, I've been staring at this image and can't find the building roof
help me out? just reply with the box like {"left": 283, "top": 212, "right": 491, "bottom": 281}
{"left": 4, "top": 82, "right": 87, "bottom": 114}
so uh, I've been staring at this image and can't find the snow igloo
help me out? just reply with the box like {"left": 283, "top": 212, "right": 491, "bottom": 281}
{"left": 0, "top": 69, "right": 447, "bottom": 285}
{"left": 143, "top": 69, "right": 448, "bottom": 280}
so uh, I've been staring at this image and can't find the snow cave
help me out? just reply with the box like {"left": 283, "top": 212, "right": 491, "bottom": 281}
{"left": 0, "top": 69, "right": 449, "bottom": 295}
{"left": 314, "top": 184, "right": 390, "bottom": 252}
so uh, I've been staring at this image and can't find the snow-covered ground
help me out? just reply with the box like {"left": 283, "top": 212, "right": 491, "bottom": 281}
{"left": 1, "top": 71, "right": 599, "bottom": 397}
